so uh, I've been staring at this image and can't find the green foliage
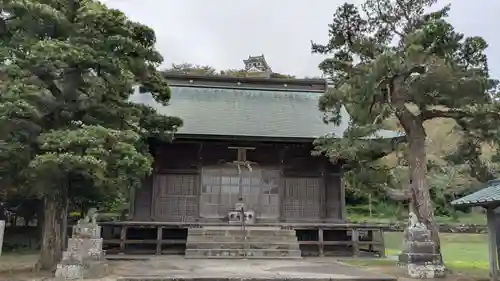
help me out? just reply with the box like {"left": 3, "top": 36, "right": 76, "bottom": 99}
{"left": 165, "top": 63, "right": 219, "bottom": 76}
{"left": 312, "top": 0, "right": 497, "bottom": 149}
{"left": 0, "top": 0, "right": 181, "bottom": 196}
{"left": 164, "top": 63, "right": 295, "bottom": 79}
{"left": 24, "top": 125, "right": 153, "bottom": 195}
{"left": 0, "top": 0, "right": 182, "bottom": 268}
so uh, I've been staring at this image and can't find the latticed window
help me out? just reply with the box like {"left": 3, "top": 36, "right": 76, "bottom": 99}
{"left": 199, "top": 165, "right": 279, "bottom": 219}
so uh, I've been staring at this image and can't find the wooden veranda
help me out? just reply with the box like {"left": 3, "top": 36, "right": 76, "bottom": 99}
{"left": 98, "top": 221, "right": 386, "bottom": 257}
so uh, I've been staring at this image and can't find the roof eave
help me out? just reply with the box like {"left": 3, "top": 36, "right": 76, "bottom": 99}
{"left": 163, "top": 73, "right": 327, "bottom": 90}
{"left": 174, "top": 133, "right": 318, "bottom": 143}
{"left": 451, "top": 199, "right": 500, "bottom": 208}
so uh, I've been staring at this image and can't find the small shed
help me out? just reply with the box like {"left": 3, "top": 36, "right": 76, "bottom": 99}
{"left": 451, "top": 180, "right": 500, "bottom": 281}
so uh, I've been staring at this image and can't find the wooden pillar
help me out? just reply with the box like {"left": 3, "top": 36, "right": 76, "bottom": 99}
{"left": 128, "top": 186, "right": 136, "bottom": 220}
{"left": 320, "top": 160, "right": 327, "bottom": 220}
{"left": 351, "top": 227, "right": 359, "bottom": 257}
{"left": 156, "top": 226, "right": 163, "bottom": 255}
{"left": 368, "top": 230, "right": 373, "bottom": 252}
{"left": 318, "top": 228, "right": 324, "bottom": 257}
{"left": 150, "top": 175, "right": 157, "bottom": 221}
{"left": 486, "top": 207, "right": 498, "bottom": 281}
{"left": 379, "top": 227, "right": 386, "bottom": 258}
{"left": 120, "top": 226, "right": 127, "bottom": 253}
{"left": 339, "top": 167, "right": 347, "bottom": 221}
{"left": 197, "top": 142, "right": 203, "bottom": 220}
{"left": 279, "top": 146, "right": 286, "bottom": 221}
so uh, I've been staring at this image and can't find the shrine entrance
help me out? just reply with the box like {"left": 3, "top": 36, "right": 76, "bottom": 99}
{"left": 199, "top": 147, "right": 279, "bottom": 221}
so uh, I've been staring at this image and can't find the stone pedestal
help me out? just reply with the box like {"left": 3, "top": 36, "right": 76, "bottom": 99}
{"left": 55, "top": 209, "right": 106, "bottom": 280}
{"left": 228, "top": 211, "right": 255, "bottom": 225}
{"left": 0, "top": 220, "right": 4, "bottom": 257}
{"left": 398, "top": 226, "right": 446, "bottom": 278}
{"left": 228, "top": 202, "right": 255, "bottom": 225}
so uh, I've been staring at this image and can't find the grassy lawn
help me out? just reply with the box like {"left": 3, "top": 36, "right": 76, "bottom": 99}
{"left": 343, "top": 232, "right": 490, "bottom": 280}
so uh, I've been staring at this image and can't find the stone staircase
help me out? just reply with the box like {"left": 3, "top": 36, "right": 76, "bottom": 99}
{"left": 185, "top": 226, "right": 301, "bottom": 259}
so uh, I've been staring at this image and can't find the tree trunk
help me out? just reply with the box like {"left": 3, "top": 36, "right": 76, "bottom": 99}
{"left": 37, "top": 194, "right": 68, "bottom": 271}
{"left": 406, "top": 119, "right": 444, "bottom": 265}
{"left": 61, "top": 187, "right": 69, "bottom": 249}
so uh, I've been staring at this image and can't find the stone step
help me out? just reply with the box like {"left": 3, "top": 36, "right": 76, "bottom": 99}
{"left": 184, "top": 248, "right": 302, "bottom": 259}
{"left": 183, "top": 255, "right": 303, "bottom": 260}
{"left": 188, "top": 230, "right": 297, "bottom": 237}
{"left": 187, "top": 236, "right": 298, "bottom": 243}
{"left": 186, "top": 241, "right": 300, "bottom": 250}
{"left": 202, "top": 226, "right": 282, "bottom": 231}
{"left": 189, "top": 231, "right": 297, "bottom": 238}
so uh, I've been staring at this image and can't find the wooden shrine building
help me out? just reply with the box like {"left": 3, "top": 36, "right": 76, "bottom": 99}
{"left": 101, "top": 72, "right": 401, "bottom": 257}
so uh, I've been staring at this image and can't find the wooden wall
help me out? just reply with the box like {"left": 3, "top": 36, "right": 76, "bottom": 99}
{"left": 132, "top": 139, "right": 345, "bottom": 223}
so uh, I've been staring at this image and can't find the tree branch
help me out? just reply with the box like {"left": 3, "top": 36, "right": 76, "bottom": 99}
{"left": 374, "top": 0, "right": 405, "bottom": 38}
{"left": 371, "top": 65, "right": 426, "bottom": 115}
{"left": 421, "top": 109, "right": 500, "bottom": 121}
{"left": 422, "top": 109, "right": 460, "bottom": 120}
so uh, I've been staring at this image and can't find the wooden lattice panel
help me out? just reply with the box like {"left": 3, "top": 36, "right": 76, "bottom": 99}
{"left": 133, "top": 177, "right": 152, "bottom": 220}
{"left": 282, "top": 177, "right": 321, "bottom": 220}
{"left": 199, "top": 166, "right": 280, "bottom": 220}
{"left": 260, "top": 169, "right": 279, "bottom": 219}
{"left": 325, "top": 175, "right": 342, "bottom": 220}
{"left": 152, "top": 174, "right": 198, "bottom": 222}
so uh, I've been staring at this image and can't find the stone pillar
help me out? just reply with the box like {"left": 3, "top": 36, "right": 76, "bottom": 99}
{"left": 398, "top": 213, "right": 446, "bottom": 278}
{"left": 0, "top": 220, "right": 4, "bottom": 256}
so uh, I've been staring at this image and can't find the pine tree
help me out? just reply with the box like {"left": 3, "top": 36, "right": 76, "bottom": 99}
{"left": 312, "top": 0, "right": 499, "bottom": 266}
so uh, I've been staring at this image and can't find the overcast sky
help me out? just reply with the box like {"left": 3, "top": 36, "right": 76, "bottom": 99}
{"left": 101, "top": 0, "right": 499, "bottom": 79}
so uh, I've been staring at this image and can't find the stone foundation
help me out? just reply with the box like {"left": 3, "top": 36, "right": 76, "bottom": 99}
{"left": 185, "top": 226, "right": 301, "bottom": 259}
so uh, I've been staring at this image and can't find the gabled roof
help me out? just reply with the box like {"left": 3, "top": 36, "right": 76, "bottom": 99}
{"left": 451, "top": 180, "right": 500, "bottom": 207}
{"left": 130, "top": 74, "right": 402, "bottom": 141}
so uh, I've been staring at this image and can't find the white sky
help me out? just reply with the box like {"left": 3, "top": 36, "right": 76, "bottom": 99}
{"left": 101, "top": 0, "right": 500, "bottom": 79}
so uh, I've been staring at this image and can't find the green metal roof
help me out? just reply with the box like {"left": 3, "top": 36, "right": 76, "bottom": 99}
{"left": 131, "top": 85, "right": 402, "bottom": 140}
{"left": 451, "top": 180, "right": 500, "bottom": 207}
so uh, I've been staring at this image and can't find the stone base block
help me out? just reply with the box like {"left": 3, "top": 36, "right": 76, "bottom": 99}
{"left": 68, "top": 237, "right": 103, "bottom": 251}
{"left": 55, "top": 261, "right": 107, "bottom": 280}
{"left": 405, "top": 229, "right": 432, "bottom": 242}
{"left": 55, "top": 264, "right": 84, "bottom": 280}
{"left": 398, "top": 252, "right": 442, "bottom": 264}
{"left": 66, "top": 238, "right": 104, "bottom": 260}
{"left": 406, "top": 241, "right": 437, "bottom": 253}
{"left": 185, "top": 248, "right": 302, "bottom": 259}
{"left": 73, "top": 225, "right": 101, "bottom": 239}
{"left": 407, "top": 263, "right": 446, "bottom": 278}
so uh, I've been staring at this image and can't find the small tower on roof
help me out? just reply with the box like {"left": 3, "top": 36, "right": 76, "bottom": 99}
{"left": 243, "top": 55, "right": 272, "bottom": 73}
